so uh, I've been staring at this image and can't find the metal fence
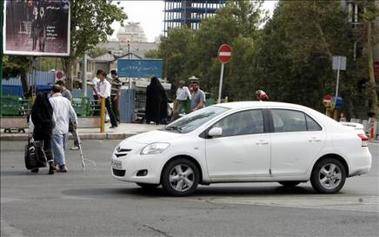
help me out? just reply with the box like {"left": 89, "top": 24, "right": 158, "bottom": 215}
{"left": 2, "top": 71, "right": 55, "bottom": 97}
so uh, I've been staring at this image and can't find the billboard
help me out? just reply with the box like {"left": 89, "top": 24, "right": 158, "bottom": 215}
{"left": 117, "top": 59, "right": 163, "bottom": 78}
{"left": 3, "top": 0, "right": 70, "bottom": 56}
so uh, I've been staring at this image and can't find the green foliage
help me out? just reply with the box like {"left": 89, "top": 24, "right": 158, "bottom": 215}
{"left": 255, "top": 1, "right": 355, "bottom": 111}
{"left": 144, "top": 49, "right": 160, "bottom": 59}
{"left": 2, "top": 55, "right": 31, "bottom": 79}
{"left": 88, "top": 47, "right": 109, "bottom": 58}
{"left": 69, "top": 0, "right": 127, "bottom": 59}
{"left": 158, "top": 0, "right": 264, "bottom": 97}
{"left": 157, "top": 0, "right": 374, "bottom": 117}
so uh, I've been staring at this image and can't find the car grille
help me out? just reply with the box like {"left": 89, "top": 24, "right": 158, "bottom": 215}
{"left": 113, "top": 169, "right": 126, "bottom": 177}
{"left": 115, "top": 148, "right": 132, "bottom": 158}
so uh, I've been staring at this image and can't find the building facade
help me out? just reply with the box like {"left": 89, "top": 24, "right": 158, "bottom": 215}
{"left": 164, "top": 0, "right": 225, "bottom": 35}
{"left": 117, "top": 22, "right": 147, "bottom": 43}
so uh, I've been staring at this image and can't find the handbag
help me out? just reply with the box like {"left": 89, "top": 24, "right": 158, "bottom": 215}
{"left": 24, "top": 138, "right": 47, "bottom": 170}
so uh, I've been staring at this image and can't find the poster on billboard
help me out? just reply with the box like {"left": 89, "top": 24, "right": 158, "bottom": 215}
{"left": 3, "top": 0, "right": 70, "bottom": 56}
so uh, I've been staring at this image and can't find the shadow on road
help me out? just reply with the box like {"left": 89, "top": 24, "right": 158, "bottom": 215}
{"left": 61, "top": 185, "right": 323, "bottom": 200}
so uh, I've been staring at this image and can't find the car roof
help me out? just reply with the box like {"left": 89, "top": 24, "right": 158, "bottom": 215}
{"left": 215, "top": 101, "right": 309, "bottom": 110}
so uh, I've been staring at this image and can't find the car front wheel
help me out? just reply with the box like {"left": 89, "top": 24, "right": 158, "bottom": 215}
{"left": 161, "top": 158, "right": 199, "bottom": 196}
{"left": 311, "top": 158, "right": 346, "bottom": 194}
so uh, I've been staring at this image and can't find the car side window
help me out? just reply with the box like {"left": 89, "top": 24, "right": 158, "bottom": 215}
{"left": 213, "top": 110, "right": 264, "bottom": 137}
{"left": 271, "top": 109, "right": 307, "bottom": 132}
{"left": 306, "top": 114, "right": 322, "bottom": 131}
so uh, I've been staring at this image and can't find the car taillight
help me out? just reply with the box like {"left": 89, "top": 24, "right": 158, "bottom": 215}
{"left": 358, "top": 134, "right": 368, "bottom": 147}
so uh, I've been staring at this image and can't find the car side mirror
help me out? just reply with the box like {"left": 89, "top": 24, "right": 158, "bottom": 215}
{"left": 208, "top": 127, "right": 223, "bottom": 137}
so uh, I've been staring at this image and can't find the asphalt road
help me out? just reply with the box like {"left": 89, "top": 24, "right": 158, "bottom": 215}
{"left": 1, "top": 140, "right": 378, "bottom": 237}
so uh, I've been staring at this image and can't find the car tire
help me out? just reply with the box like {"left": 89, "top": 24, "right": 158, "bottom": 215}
{"left": 278, "top": 181, "right": 300, "bottom": 187}
{"left": 161, "top": 158, "right": 199, "bottom": 196}
{"left": 136, "top": 183, "right": 159, "bottom": 190}
{"left": 311, "top": 158, "right": 346, "bottom": 194}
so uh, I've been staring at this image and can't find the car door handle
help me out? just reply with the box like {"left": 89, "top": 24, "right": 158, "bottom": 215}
{"left": 256, "top": 140, "right": 269, "bottom": 145}
{"left": 308, "top": 137, "right": 322, "bottom": 143}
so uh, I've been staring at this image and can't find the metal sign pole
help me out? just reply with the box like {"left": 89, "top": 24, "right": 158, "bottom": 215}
{"left": 335, "top": 57, "right": 341, "bottom": 100}
{"left": 217, "top": 63, "right": 225, "bottom": 104}
{"left": 83, "top": 54, "right": 87, "bottom": 97}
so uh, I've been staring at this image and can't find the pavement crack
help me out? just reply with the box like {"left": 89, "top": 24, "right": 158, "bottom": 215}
{"left": 142, "top": 224, "right": 173, "bottom": 237}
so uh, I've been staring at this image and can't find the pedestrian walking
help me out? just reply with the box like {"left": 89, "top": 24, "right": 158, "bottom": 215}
{"left": 368, "top": 112, "right": 377, "bottom": 141}
{"left": 94, "top": 69, "right": 118, "bottom": 128}
{"left": 56, "top": 80, "right": 80, "bottom": 150}
{"left": 90, "top": 72, "right": 100, "bottom": 116}
{"left": 30, "top": 92, "right": 55, "bottom": 174}
{"left": 110, "top": 70, "right": 122, "bottom": 122}
{"left": 145, "top": 77, "right": 168, "bottom": 124}
{"left": 255, "top": 89, "right": 269, "bottom": 101}
{"left": 189, "top": 78, "right": 205, "bottom": 112}
{"left": 171, "top": 80, "right": 191, "bottom": 121}
{"left": 49, "top": 85, "right": 78, "bottom": 172}
{"left": 55, "top": 80, "right": 72, "bottom": 101}
{"left": 339, "top": 112, "right": 347, "bottom": 122}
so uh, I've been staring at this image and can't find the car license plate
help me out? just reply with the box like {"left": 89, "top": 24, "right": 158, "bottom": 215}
{"left": 112, "top": 160, "right": 122, "bottom": 170}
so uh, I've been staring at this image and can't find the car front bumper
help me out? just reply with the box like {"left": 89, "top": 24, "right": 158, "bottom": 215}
{"left": 111, "top": 151, "right": 164, "bottom": 184}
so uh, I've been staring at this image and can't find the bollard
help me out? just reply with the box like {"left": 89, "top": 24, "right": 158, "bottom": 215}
{"left": 100, "top": 97, "right": 105, "bottom": 133}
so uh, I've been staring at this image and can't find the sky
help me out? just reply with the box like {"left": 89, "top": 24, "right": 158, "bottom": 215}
{"left": 111, "top": 0, "right": 278, "bottom": 42}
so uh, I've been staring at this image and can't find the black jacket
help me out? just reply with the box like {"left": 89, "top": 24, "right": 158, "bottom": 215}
{"left": 31, "top": 93, "right": 54, "bottom": 141}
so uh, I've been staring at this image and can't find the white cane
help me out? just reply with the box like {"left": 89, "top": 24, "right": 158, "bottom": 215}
{"left": 73, "top": 129, "right": 96, "bottom": 171}
{"left": 73, "top": 128, "right": 86, "bottom": 170}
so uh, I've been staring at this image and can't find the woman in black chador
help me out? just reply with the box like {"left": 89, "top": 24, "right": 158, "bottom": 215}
{"left": 145, "top": 77, "right": 168, "bottom": 124}
{"left": 30, "top": 93, "right": 55, "bottom": 174}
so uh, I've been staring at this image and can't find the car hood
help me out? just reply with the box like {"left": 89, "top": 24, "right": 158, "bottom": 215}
{"left": 119, "top": 130, "right": 184, "bottom": 148}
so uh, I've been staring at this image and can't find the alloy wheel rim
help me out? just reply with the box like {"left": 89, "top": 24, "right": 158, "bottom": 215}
{"left": 318, "top": 163, "right": 342, "bottom": 190}
{"left": 169, "top": 164, "right": 194, "bottom": 192}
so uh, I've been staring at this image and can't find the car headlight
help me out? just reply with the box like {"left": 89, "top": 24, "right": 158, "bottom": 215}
{"left": 141, "top": 143, "right": 170, "bottom": 155}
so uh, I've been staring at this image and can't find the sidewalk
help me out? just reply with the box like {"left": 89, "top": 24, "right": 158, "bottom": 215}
{"left": 0, "top": 123, "right": 165, "bottom": 141}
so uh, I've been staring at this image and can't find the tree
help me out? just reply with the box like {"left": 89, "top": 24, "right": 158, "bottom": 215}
{"left": 157, "top": 0, "right": 264, "bottom": 98}
{"left": 63, "top": 0, "right": 126, "bottom": 88}
{"left": 2, "top": 56, "right": 32, "bottom": 96}
{"left": 254, "top": 1, "right": 359, "bottom": 113}
{"left": 144, "top": 49, "right": 160, "bottom": 59}
{"left": 88, "top": 47, "right": 109, "bottom": 58}
{"left": 361, "top": 0, "right": 379, "bottom": 116}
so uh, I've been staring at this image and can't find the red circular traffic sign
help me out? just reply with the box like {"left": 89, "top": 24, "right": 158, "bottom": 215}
{"left": 218, "top": 44, "right": 232, "bottom": 64}
{"left": 56, "top": 70, "right": 63, "bottom": 80}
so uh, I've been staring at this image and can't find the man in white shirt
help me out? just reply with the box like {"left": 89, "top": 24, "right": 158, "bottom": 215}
{"left": 171, "top": 80, "right": 191, "bottom": 121}
{"left": 49, "top": 85, "right": 78, "bottom": 172}
{"left": 94, "top": 69, "right": 118, "bottom": 128}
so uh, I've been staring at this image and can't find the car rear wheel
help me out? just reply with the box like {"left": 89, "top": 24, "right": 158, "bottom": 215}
{"left": 161, "top": 158, "right": 199, "bottom": 196}
{"left": 311, "top": 158, "right": 346, "bottom": 194}
{"left": 136, "top": 183, "right": 159, "bottom": 190}
{"left": 278, "top": 181, "right": 300, "bottom": 187}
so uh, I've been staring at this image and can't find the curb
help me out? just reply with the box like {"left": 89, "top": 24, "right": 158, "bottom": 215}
{"left": 0, "top": 133, "right": 136, "bottom": 141}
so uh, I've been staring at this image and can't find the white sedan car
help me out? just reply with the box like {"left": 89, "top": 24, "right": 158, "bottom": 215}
{"left": 111, "top": 102, "right": 372, "bottom": 196}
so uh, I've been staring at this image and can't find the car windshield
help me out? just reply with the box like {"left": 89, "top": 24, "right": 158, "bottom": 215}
{"left": 165, "top": 106, "right": 229, "bottom": 133}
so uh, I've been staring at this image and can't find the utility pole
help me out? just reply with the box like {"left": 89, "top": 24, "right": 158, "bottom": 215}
{"left": 366, "top": 20, "right": 379, "bottom": 116}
